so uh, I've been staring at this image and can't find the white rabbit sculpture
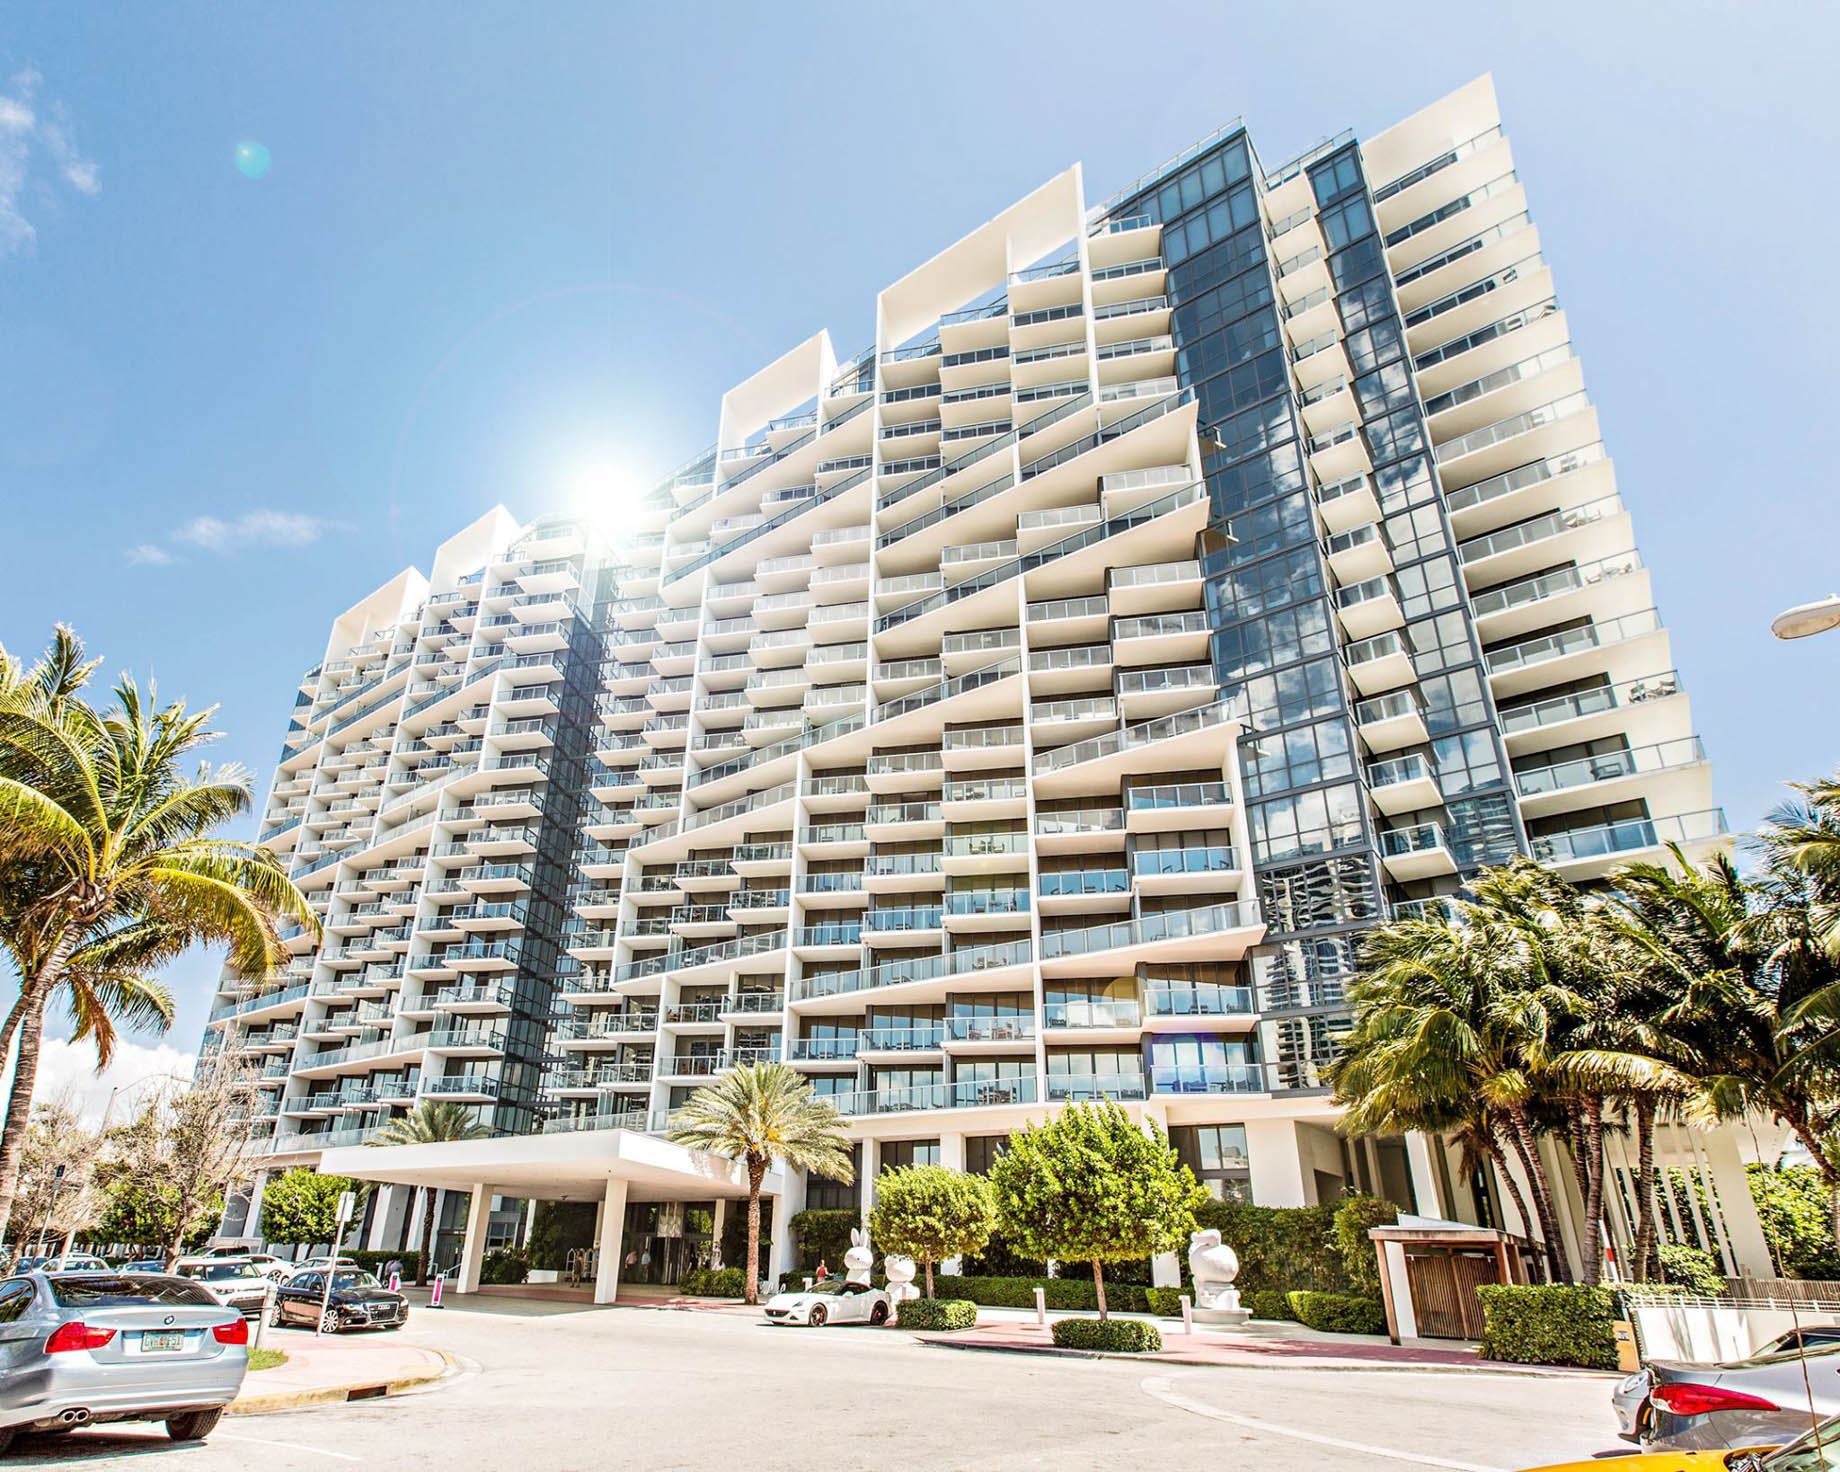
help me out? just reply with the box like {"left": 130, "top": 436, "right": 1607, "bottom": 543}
{"left": 843, "top": 1226, "right": 874, "bottom": 1285}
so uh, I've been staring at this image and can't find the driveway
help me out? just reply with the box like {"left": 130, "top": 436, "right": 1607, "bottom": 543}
{"left": 5, "top": 1294, "right": 1626, "bottom": 1470}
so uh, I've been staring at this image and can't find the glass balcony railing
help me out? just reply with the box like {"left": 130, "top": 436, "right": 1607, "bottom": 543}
{"left": 1045, "top": 1072, "right": 1147, "bottom": 1102}
{"left": 1130, "top": 846, "right": 1237, "bottom": 877}
{"left": 1485, "top": 608, "right": 1663, "bottom": 675}
{"left": 1043, "top": 998, "right": 1140, "bottom": 1029}
{"left": 945, "top": 1015, "right": 1037, "bottom": 1043}
{"left": 1041, "top": 901, "right": 1258, "bottom": 960}
{"left": 1038, "top": 868, "right": 1128, "bottom": 898}
{"left": 1149, "top": 1062, "right": 1263, "bottom": 1095}
{"left": 1529, "top": 809, "right": 1727, "bottom": 865}
{"left": 1514, "top": 737, "right": 1705, "bottom": 799}
{"left": 1379, "top": 822, "right": 1449, "bottom": 859}
{"left": 1497, "top": 669, "right": 1681, "bottom": 736}
{"left": 1143, "top": 982, "right": 1255, "bottom": 1017}
{"left": 860, "top": 1026, "right": 944, "bottom": 1052}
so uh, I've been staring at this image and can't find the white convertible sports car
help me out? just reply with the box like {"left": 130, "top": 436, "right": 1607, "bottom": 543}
{"left": 762, "top": 1279, "right": 891, "bottom": 1327}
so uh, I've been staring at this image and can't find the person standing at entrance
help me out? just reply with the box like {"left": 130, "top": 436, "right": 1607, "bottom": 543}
{"left": 815, "top": 1260, "right": 827, "bottom": 1282}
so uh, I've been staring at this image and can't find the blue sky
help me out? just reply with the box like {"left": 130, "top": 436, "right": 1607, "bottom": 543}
{"left": 3, "top": 0, "right": 1836, "bottom": 1085}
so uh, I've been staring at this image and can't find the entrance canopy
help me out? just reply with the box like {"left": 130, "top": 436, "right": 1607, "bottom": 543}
{"left": 317, "top": 1127, "right": 785, "bottom": 1205}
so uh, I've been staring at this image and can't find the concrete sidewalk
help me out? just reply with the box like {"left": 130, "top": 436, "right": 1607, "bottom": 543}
{"left": 231, "top": 1326, "right": 453, "bottom": 1414}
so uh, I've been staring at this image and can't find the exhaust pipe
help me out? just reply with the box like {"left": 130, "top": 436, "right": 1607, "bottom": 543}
{"left": 59, "top": 1408, "right": 91, "bottom": 1425}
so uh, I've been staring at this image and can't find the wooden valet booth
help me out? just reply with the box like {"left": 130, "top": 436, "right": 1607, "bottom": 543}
{"left": 1369, "top": 1216, "right": 1541, "bottom": 1342}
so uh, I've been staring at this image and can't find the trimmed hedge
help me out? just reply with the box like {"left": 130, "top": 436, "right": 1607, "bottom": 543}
{"left": 788, "top": 1209, "right": 858, "bottom": 1272}
{"left": 345, "top": 1249, "right": 422, "bottom": 1280}
{"left": 1145, "top": 1286, "right": 1187, "bottom": 1317}
{"left": 1243, "top": 1288, "right": 1297, "bottom": 1321}
{"left": 480, "top": 1249, "right": 529, "bottom": 1285}
{"left": 933, "top": 1274, "right": 1153, "bottom": 1314}
{"left": 1331, "top": 1196, "right": 1399, "bottom": 1298}
{"left": 1476, "top": 1284, "right": 1618, "bottom": 1370}
{"left": 1194, "top": 1200, "right": 1344, "bottom": 1295}
{"left": 1051, "top": 1317, "right": 1163, "bottom": 1353}
{"left": 679, "top": 1267, "right": 747, "bottom": 1298}
{"left": 1286, "top": 1290, "right": 1386, "bottom": 1336}
{"left": 897, "top": 1298, "right": 977, "bottom": 1331}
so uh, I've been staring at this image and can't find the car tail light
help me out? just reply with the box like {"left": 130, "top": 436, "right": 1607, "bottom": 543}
{"left": 213, "top": 1318, "right": 249, "bottom": 1346}
{"left": 1651, "top": 1382, "right": 1781, "bottom": 1417}
{"left": 45, "top": 1322, "right": 116, "bottom": 1354}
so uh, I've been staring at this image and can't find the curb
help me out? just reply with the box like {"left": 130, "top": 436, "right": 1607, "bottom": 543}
{"left": 227, "top": 1348, "right": 459, "bottom": 1415}
{"left": 913, "top": 1335, "right": 1612, "bottom": 1379}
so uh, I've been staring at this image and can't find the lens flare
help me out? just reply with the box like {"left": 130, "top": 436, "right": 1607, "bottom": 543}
{"left": 234, "top": 141, "right": 271, "bottom": 179}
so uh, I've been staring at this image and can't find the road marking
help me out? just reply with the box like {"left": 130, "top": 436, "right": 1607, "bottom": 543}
{"left": 1140, "top": 1374, "right": 1507, "bottom": 1472}
{"left": 216, "top": 1431, "right": 363, "bottom": 1462}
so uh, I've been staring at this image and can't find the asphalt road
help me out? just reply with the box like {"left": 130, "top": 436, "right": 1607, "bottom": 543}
{"left": 8, "top": 1298, "right": 1629, "bottom": 1471}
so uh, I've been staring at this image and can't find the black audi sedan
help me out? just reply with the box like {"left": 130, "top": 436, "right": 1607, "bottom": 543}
{"left": 268, "top": 1268, "right": 407, "bottom": 1333}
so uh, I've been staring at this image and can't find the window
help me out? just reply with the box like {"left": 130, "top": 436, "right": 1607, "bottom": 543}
{"left": 0, "top": 1281, "right": 32, "bottom": 1323}
{"left": 1240, "top": 719, "right": 1355, "bottom": 799}
{"left": 1249, "top": 782, "right": 1364, "bottom": 862}
{"left": 879, "top": 1140, "right": 940, "bottom": 1172}
{"left": 963, "top": 1135, "right": 1008, "bottom": 1176}
{"left": 1173, "top": 1124, "right": 1253, "bottom": 1203}
{"left": 1310, "top": 151, "right": 1363, "bottom": 206}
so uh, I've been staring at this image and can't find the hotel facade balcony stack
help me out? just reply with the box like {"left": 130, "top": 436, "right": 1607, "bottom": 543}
{"left": 208, "top": 75, "right": 1726, "bottom": 1283}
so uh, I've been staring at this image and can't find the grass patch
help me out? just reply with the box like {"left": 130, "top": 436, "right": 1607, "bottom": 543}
{"left": 248, "top": 1348, "right": 288, "bottom": 1372}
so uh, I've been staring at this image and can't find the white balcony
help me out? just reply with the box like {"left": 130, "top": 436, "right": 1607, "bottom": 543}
{"left": 1325, "top": 522, "right": 1393, "bottom": 585}
{"left": 1378, "top": 822, "right": 1459, "bottom": 881}
{"left": 1354, "top": 689, "right": 1430, "bottom": 753}
{"left": 1367, "top": 754, "right": 1442, "bottom": 816}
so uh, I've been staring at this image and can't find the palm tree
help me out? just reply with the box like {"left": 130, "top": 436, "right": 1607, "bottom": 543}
{"left": 368, "top": 1101, "right": 490, "bottom": 1284}
{"left": 1332, "top": 897, "right": 1576, "bottom": 1280}
{"left": 0, "top": 642, "right": 319, "bottom": 1243}
{"left": 666, "top": 1063, "right": 853, "bottom": 1304}
{"left": 1751, "top": 773, "right": 1840, "bottom": 960}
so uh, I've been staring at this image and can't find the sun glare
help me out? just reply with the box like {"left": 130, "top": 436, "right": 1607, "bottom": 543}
{"left": 563, "top": 455, "right": 651, "bottom": 546}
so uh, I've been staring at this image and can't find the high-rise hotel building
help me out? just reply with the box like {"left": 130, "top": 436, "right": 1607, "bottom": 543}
{"left": 208, "top": 76, "right": 1724, "bottom": 1271}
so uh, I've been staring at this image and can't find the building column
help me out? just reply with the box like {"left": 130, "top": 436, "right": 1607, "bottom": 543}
{"left": 244, "top": 1170, "right": 271, "bottom": 1243}
{"left": 454, "top": 1186, "right": 495, "bottom": 1294}
{"left": 594, "top": 1177, "right": 629, "bottom": 1304}
{"left": 1695, "top": 1127, "right": 1773, "bottom": 1277}
{"left": 1140, "top": 1103, "right": 1181, "bottom": 1287}
{"left": 859, "top": 1138, "right": 880, "bottom": 1221}
{"left": 938, "top": 1135, "right": 967, "bottom": 1275}
{"left": 366, "top": 1185, "right": 408, "bottom": 1251}
{"left": 1245, "top": 1119, "right": 1309, "bottom": 1207}
{"left": 710, "top": 1199, "right": 728, "bottom": 1268}
{"left": 1404, "top": 1133, "right": 1444, "bottom": 1218}
{"left": 768, "top": 1181, "right": 801, "bottom": 1286}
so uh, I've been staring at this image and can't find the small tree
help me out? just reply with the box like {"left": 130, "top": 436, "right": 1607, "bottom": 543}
{"left": 259, "top": 1168, "right": 363, "bottom": 1251}
{"left": 989, "top": 1102, "right": 1204, "bottom": 1319}
{"left": 100, "top": 1059, "right": 257, "bottom": 1264}
{"left": 869, "top": 1165, "right": 995, "bottom": 1298}
{"left": 14, "top": 1097, "right": 100, "bottom": 1250}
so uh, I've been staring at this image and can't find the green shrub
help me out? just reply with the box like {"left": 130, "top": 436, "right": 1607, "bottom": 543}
{"left": 480, "top": 1249, "right": 529, "bottom": 1285}
{"left": 1476, "top": 1284, "right": 1618, "bottom": 1370}
{"left": 1286, "top": 1290, "right": 1386, "bottom": 1335}
{"left": 931, "top": 1274, "right": 1152, "bottom": 1313}
{"left": 679, "top": 1266, "right": 747, "bottom": 1298}
{"left": 1051, "top": 1317, "right": 1163, "bottom": 1353}
{"left": 897, "top": 1297, "right": 977, "bottom": 1331}
{"left": 1243, "top": 1288, "right": 1298, "bottom": 1321}
{"left": 1194, "top": 1200, "right": 1343, "bottom": 1295}
{"left": 345, "top": 1249, "right": 422, "bottom": 1281}
{"left": 1747, "top": 1165, "right": 1840, "bottom": 1281}
{"left": 1332, "top": 1196, "right": 1399, "bottom": 1298}
{"left": 788, "top": 1209, "right": 858, "bottom": 1273}
{"left": 1144, "top": 1286, "right": 1187, "bottom": 1317}
{"left": 1658, "top": 1243, "right": 1727, "bottom": 1297}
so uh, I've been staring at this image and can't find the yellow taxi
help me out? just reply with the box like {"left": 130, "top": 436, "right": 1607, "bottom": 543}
{"left": 1519, "top": 1413, "right": 1836, "bottom": 1471}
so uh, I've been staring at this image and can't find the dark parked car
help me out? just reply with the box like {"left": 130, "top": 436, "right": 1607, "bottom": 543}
{"left": 269, "top": 1269, "right": 407, "bottom": 1333}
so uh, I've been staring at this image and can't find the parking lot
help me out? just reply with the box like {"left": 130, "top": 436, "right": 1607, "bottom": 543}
{"left": 7, "top": 1294, "right": 1629, "bottom": 1471}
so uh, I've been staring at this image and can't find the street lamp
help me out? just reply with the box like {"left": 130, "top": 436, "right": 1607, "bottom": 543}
{"left": 1771, "top": 594, "right": 1840, "bottom": 640}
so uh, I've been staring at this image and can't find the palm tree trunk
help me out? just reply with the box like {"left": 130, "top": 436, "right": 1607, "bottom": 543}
{"left": 0, "top": 984, "right": 53, "bottom": 1246}
{"left": 1632, "top": 1098, "right": 1659, "bottom": 1281}
{"left": 1579, "top": 1101, "right": 1607, "bottom": 1286}
{"left": 1505, "top": 1103, "right": 1572, "bottom": 1283}
{"left": 1487, "top": 1131, "right": 1536, "bottom": 1244}
{"left": 744, "top": 1158, "right": 766, "bottom": 1307}
{"left": 1091, "top": 1259, "right": 1108, "bottom": 1320}
{"left": 420, "top": 1187, "right": 439, "bottom": 1285}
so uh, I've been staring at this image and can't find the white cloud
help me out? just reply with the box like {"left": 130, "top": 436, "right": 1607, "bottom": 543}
{"left": 7, "top": 1035, "right": 197, "bottom": 1128}
{"left": 175, "top": 509, "right": 343, "bottom": 553}
{"left": 131, "top": 509, "right": 348, "bottom": 567}
{"left": 0, "top": 68, "right": 98, "bottom": 259}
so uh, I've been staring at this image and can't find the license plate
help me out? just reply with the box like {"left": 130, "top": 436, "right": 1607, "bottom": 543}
{"left": 141, "top": 1331, "right": 183, "bottom": 1353}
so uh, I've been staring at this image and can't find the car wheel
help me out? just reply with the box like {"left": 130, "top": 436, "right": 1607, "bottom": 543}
{"left": 870, "top": 1302, "right": 889, "bottom": 1326}
{"left": 268, "top": 1300, "right": 286, "bottom": 1327}
{"left": 320, "top": 1306, "right": 344, "bottom": 1334}
{"left": 166, "top": 1408, "right": 223, "bottom": 1442}
{"left": 807, "top": 1304, "right": 827, "bottom": 1328}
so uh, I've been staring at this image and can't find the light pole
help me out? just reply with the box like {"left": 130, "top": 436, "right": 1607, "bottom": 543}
{"left": 1771, "top": 594, "right": 1840, "bottom": 640}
